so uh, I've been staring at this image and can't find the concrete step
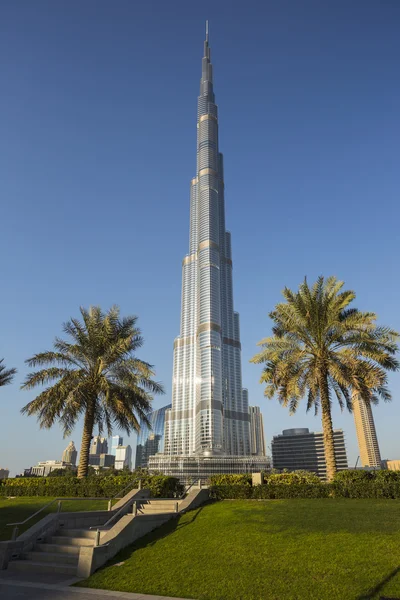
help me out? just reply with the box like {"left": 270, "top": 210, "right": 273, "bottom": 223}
{"left": 48, "top": 535, "right": 94, "bottom": 547}
{"left": 139, "top": 507, "right": 178, "bottom": 513}
{"left": 24, "top": 551, "right": 79, "bottom": 565}
{"left": 7, "top": 559, "right": 77, "bottom": 575}
{"left": 55, "top": 528, "right": 97, "bottom": 539}
{"left": 34, "top": 543, "right": 80, "bottom": 555}
{"left": 141, "top": 501, "right": 180, "bottom": 507}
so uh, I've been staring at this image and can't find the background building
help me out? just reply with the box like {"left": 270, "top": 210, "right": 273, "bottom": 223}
{"left": 0, "top": 468, "right": 9, "bottom": 480}
{"left": 149, "top": 26, "right": 269, "bottom": 480}
{"left": 115, "top": 445, "right": 132, "bottom": 471}
{"left": 382, "top": 460, "right": 400, "bottom": 471}
{"left": 135, "top": 404, "right": 172, "bottom": 468}
{"left": 90, "top": 436, "right": 108, "bottom": 455}
{"left": 352, "top": 394, "right": 381, "bottom": 468}
{"left": 271, "top": 428, "right": 348, "bottom": 480}
{"left": 88, "top": 454, "right": 115, "bottom": 469}
{"left": 62, "top": 441, "right": 77, "bottom": 466}
{"left": 30, "top": 460, "right": 75, "bottom": 476}
{"left": 248, "top": 403, "right": 266, "bottom": 456}
{"left": 110, "top": 435, "right": 123, "bottom": 456}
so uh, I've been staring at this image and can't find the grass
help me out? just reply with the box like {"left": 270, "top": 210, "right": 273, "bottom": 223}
{"left": 0, "top": 496, "right": 113, "bottom": 541}
{"left": 78, "top": 499, "right": 400, "bottom": 600}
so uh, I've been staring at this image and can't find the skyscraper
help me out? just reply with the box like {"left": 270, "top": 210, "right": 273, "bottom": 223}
{"left": 352, "top": 394, "right": 382, "bottom": 468}
{"left": 248, "top": 404, "right": 266, "bottom": 456}
{"left": 115, "top": 446, "right": 132, "bottom": 471}
{"left": 110, "top": 435, "right": 123, "bottom": 456}
{"left": 149, "top": 24, "right": 270, "bottom": 480}
{"left": 90, "top": 436, "right": 108, "bottom": 455}
{"left": 135, "top": 404, "right": 172, "bottom": 468}
{"left": 62, "top": 441, "right": 77, "bottom": 466}
{"left": 271, "top": 428, "right": 348, "bottom": 480}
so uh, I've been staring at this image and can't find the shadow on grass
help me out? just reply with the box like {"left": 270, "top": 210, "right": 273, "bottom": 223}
{"left": 95, "top": 506, "right": 205, "bottom": 571}
{"left": 356, "top": 566, "right": 400, "bottom": 599}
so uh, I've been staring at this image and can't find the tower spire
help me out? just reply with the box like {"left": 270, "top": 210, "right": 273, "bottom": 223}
{"left": 205, "top": 19, "right": 209, "bottom": 42}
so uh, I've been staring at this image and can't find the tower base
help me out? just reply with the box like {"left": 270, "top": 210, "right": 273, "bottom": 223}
{"left": 148, "top": 454, "right": 271, "bottom": 484}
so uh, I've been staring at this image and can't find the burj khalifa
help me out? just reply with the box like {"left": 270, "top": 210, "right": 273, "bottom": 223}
{"left": 148, "top": 24, "right": 269, "bottom": 480}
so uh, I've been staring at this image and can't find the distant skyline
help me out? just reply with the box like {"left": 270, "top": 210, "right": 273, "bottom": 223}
{"left": 1, "top": 1, "right": 399, "bottom": 475}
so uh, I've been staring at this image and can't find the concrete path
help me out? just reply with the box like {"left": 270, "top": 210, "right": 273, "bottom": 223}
{"left": 0, "top": 572, "right": 192, "bottom": 600}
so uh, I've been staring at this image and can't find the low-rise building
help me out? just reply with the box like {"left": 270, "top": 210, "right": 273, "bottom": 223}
{"left": 88, "top": 454, "right": 115, "bottom": 469}
{"left": 382, "top": 459, "right": 400, "bottom": 471}
{"left": 271, "top": 428, "right": 348, "bottom": 480}
{"left": 30, "top": 460, "right": 75, "bottom": 477}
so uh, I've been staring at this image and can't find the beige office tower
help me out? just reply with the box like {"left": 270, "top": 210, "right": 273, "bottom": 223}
{"left": 353, "top": 394, "right": 381, "bottom": 468}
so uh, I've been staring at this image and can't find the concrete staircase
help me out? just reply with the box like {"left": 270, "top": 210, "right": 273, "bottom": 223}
{"left": 2, "top": 487, "right": 209, "bottom": 579}
{"left": 7, "top": 499, "right": 183, "bottom": 576}
{"left": 136, "top": 499, "right": 181, "bottom": 515}
{"left": 8, "top": 527, "right": 96, "bottom": 576}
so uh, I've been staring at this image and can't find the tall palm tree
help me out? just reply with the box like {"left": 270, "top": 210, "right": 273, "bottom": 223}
{"left": 251, "top": 276, "right": 399, "bottom": 481}
{"left": 0, "top": 359, "right": 16, "bottom": 387}
{"left": 21, "top": 306, "right": 164, "bottom": 478}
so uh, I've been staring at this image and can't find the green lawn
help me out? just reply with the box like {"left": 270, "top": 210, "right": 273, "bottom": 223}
{"left": 0, "top": 497, "right": 112, "bottom": 541}
{"left": 78, "top": 499, "right": 400, "bottom": 600}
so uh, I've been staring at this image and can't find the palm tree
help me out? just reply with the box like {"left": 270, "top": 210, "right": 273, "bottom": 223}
{"left": 21, "top": 306, "right": 164, "bottom": 478}
{"left": 0, "top": 359, "right": 16, "bottom": 387}
{"left": 251, "top": 276, "right": 399, "bottom": 481}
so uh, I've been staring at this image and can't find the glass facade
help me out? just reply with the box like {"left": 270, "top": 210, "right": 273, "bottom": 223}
{"left": 148, "top": 454, "right": 271, "bottom": 484}
{"left": 110, "top": 435, "right": 123, "bottom": 456}
{"left": 135, "top": 404, "right": 172, "bottom": 468}
{"left": 161, "top": 27, "right": 250, "bottom": 463}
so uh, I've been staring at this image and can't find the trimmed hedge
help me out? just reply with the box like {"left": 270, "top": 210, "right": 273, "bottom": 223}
{"left": 210, "top": 483, "right": 331, "bottom": 500}
{"left": 0, "top": 474, "right": 183, "bottom": 499}
{"left": 210, "top": 470, "right": 400, "bottom": 500}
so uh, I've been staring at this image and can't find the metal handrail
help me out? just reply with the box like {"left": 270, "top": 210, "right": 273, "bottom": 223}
{"left": 6, "top": 479, "right": 143, "bottom": 541}
{"left": 101, "top": 498, "right": 135, "bottom": 529}
{"left": 6, "top": 497, "right": 109, "bottom": 541}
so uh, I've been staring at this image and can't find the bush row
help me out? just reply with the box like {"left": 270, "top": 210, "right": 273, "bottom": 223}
{"left": 210, "top": 483, "right": 331, "bottom": 500}
{"left": 0, "top": 474, "right": 183, "bottom": 498}
{"left": 209, "top": 469, "right": 400, "bottom": 500}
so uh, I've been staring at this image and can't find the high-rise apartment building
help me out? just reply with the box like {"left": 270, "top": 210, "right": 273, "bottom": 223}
{"left": 135, "top": 404, "right": 172, "bottom": 468}
{"left": 271, "top": 428, "right": 348, "bottom": 480}
{"left": 110, "top": 435, "right": 123, "bottom": 456}
{"left": 352, "top": 394, "right": 381, "bottom": 468}
{"left": 115, "top": 445, "right": 132, "bottom": 471}
{"left": 248, "top": 404, "right": 266, "bottom": 456}
{"left": 62, "top": 441, "right": 77, "bottom": 465}
{"left": 148, "top": 24, "right": 270, "bottom": 480}
{"left": 90, "top": 436, "right": 108, "bottom": 455}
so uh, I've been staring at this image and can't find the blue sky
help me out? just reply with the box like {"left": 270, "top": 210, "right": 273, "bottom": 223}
{"left": 1, "top": 1, "right": 399, "bottom": 475}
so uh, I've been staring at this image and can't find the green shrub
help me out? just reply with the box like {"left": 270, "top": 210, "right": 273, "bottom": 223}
{"left": 209, "top": 485, "right": 253, "bottom": 499}
{"left": 265, "top": 470, "right": 320, "bottom": 485}
{"left": 210, "top": 483, "right": 331, "bottom": 500}
{"left": 0, "top": 474, "right": 183, "bottom": 499}
{"left": 209, "top": 470, "right": 400, "bottom": 500}
{"left": 208, "top": 474, "right": 252, "bottom": 486}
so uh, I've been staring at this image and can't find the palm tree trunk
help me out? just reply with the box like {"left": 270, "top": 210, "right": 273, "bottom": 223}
{"left": 319, "top": 372, "right": 337, "bottom": 482}
{"left": 77, "top": 399, "right": 96, "bottom": 478}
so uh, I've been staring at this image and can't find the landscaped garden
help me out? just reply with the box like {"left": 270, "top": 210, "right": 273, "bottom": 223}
{"left": 77, "top": 499, "right": 400, "bottom": 600}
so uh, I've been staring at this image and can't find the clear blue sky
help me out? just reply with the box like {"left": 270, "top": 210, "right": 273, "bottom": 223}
{"left": 1, "top": 1, "right": 399, "bottom": 476}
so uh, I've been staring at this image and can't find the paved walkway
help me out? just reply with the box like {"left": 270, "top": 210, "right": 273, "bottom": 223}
{"left": 0, "top": 573, "right": 191, "bottom": 600}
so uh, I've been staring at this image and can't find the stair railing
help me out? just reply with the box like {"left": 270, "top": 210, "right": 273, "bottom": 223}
{"left": 6, "top": 479, "right": 142, "bottom": 542}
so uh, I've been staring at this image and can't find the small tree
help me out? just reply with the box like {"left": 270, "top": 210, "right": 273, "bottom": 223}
{"left": 21, "top": 306, "right": 164, "bottom": 478}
